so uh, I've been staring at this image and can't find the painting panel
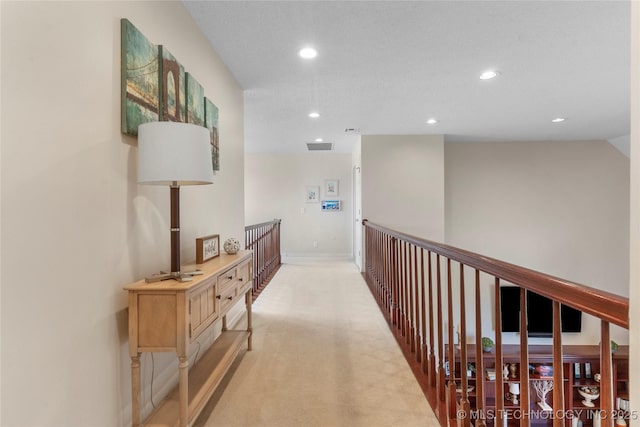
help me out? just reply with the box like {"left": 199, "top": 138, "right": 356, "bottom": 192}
{"left": 186, "top": 73, "right": 205, "bottom": 126}
{"left": 205, "top": 98, "right": 220, "bottom": 172}
{"left": 159, "top": 46, "right": 185, "bottom": 122}
{"left": 121, "top": 19, "right": 159, "bottom": 136}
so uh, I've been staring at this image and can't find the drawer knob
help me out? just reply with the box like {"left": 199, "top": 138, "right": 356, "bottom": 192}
{"left": 227, "top": 275, "right": 233, "bottom": 280}
{"left": 216, "top": 295, "right": 221, "bottom": 299}
{"left": 239, "top": 278, "right": 243, "bottom": 282}
{"left": 227, "top": 296, "right": 233, "bottom": 300}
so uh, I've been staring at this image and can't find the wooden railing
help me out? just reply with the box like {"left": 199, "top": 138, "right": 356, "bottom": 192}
{"left": 362, "top": 219, "right": 629, "bottom": 427}
{"left": 245, "top": 219, "right": 281, "bottom": 300}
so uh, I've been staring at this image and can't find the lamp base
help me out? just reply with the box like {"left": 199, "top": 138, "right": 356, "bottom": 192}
{"left": 145, "top": 269, "right": 204, "bottom": 283}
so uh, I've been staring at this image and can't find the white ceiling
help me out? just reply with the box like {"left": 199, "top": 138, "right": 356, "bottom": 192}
{"left": 183, "top": 1, "right": 630, "bottom": 154}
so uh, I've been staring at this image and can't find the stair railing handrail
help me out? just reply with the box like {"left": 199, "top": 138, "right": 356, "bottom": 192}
{"left": 244, "top": 219, "right": 282, "bottom": 300}
{"left": 362, "top": 219, "right": 629, "bottom": 427}
{"left": 362, "top": 219, "right": 628, "bottom": 328}
{"left": 245, "top": 219, "right": 282, "bottom": 232}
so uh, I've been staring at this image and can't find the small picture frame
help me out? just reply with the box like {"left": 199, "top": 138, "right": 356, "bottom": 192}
{"left": 305, "top": 185, "right": 320, "bottom": 203}
{"left": 321, "top": 200, "right": 341, "bottom": 211}
{"left": 324, "top": 179, "right": 339, "bottom": 197}
{"left": 584, "top": 362, "right": 592, "bottom": 379}
{"left": 196, "top": 234, "right": 220, "bottom": 264}
{"left": 574, "top": 362, "right": 581, "bottom": 379}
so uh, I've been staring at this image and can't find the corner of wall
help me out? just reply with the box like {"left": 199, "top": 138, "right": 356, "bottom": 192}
{"left": 628, "top": 0, "right": 639, "bottom": 417}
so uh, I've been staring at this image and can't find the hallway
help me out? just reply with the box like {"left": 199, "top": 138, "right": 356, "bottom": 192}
{"left": 196, "top": 260, "right": 439, "bottom": 427}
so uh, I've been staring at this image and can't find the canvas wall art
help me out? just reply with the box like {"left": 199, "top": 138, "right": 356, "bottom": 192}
{"left": 159, "top": 46, "right": 185, "bottom": 122}
{"left": 186, "top": 73, "right": 205, "bottom": 126}
{"left": 121, "top": 19, "right": 159, "bottom": 136}
{"left": 121, "top": 20, "right": 218, "bottom": 147}
{"left": 205, "top": 98, "right": 220, "bottom": 172}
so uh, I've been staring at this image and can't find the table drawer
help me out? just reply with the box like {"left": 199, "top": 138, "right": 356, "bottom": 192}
{"left": 217, "top": 267, "right": 237, "bottom": 294}
{"left": 218, "top": 286, "right": 238, "bottom": 314}
{"left": 217, "top": 259, "right": 251, "bottom": 294}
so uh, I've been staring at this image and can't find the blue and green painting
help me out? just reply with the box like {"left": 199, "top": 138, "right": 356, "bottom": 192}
{"left": 186, "top": 73, "right": 205, "bottom": 127}
{"left": 121, "top": 19, "right": 159, "bottom": 136}
{"left": 205, "top": 98, "right": 220, "bottom": 172}
{"left": 159, "top": 46, "right": 185, "bottom": 122}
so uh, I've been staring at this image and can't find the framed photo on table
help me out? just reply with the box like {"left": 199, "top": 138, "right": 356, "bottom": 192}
{"left": 196, "top": 234, "right": 220, "bottom": 264}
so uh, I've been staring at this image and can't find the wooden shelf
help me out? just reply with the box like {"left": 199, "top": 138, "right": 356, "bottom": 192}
{"left": 143, "top": 330, "right": 249, "bottom": 426}
{"left": 448, "top": 343, "right": 629, "bottom": 427}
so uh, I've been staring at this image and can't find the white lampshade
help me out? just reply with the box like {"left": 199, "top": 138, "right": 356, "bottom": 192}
{"left": 509, "top": 382, "right": 520, "bottom": 395}
{"left": 138, "top": 121, "right": 214, "bottom": 185}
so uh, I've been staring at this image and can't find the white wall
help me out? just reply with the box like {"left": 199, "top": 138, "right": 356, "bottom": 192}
{"left": 361, "top": 135, "right": 445, "bottom": 241}
{"left": 245, "top": 153, "right": 352, "bottom": 259}
{"left": 1, "top": 2, "right": 244, "bottom": 425}
{"left": 445, "top": 140, "right": 630, "bottom": 345}
{"left": 629, "top": 0, "right": 639, "bottom": 418}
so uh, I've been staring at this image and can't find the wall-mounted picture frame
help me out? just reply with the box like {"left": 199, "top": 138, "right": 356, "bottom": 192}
{"left": 305, "top": 185, "right": 320, "bottom": 203}
{"left": 321, "top": 200, "right": 341, "bottom": 211}
{"left": 205, "top": 97, "right": 220, "bottom": 172}
{"left": 186, "top": 72, "right": 205, "bottom": 126}
{"left": 196, "top": 234, "right": 220, "bottom": 264}
{"left": 325, "top": 179, "right": 339, "bottom": 197}
{"left": 159, "top": 45, "right": 186, "bottom": 123}
{"left": 121, "top": 19, "right": 159, "bottom": 136}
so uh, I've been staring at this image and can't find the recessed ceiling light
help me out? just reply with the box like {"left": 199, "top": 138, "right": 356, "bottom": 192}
{"left": 480, "top": 70, "right": 499, "bottom": 80}
{"left": 299, "top": 47, "right": 317, "bottom": 59}
{"left": 308, "top": 112, "right": 320, "bottom": 118}
{"left": 551, "top": 117, "right": 566, "bottom": 123}
{"left": 426, "top": 118, "right": 438, "bottom": 125}
{"left": 315, "top": 138, "right": 323, "bottom": 142}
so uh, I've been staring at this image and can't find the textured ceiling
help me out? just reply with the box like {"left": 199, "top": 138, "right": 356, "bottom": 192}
{"left": 183, "top": 1, "right": 630, "bottom": 154}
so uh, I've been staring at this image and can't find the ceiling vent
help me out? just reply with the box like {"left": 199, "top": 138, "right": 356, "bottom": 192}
{"left": 306, "top": 142, "right": 333, "bottom": 151}
{"left": 344, "top": 128, "right": 360, "bottom": 134}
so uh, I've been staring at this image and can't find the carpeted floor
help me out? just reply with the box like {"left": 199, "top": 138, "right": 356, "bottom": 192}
{"left": 195, "top": 259, "right": 440, "bottom": 427}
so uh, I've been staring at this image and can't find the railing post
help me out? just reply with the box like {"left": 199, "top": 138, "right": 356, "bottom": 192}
{"left": 552, "top": 301, "right": 565, "bottom": 427}
{"left": 600, "top": 321, "right": 613, "bottom": 427}
{"left": 459, "top": 264, "right": 471, "bottom": 427}
{"left": 436, "top": 254, "right": 445, "bottom": 402}
{"left": 474, "top": 269, "right": 486, "bottom": 427}
{"left": 391, "top": 236, "right": 400, "bottom": 327}
{"left": 446, "top": 259, "right": 456, "bottom": 419}
{"left": 419, "top": 248, "right": 427, "bottom": 367}
{"left": 494, "top": 277, "right": 505, "bottom": 427}
{"left": 428, "top": 251, "right": 436, "bottom": 386}
{"left": 519, "top": 287, "right": 530, "bottom": 427}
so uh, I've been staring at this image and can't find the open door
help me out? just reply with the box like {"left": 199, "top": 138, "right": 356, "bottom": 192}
{"left": 353, "top": 165, "right": 362, "bottom": 271}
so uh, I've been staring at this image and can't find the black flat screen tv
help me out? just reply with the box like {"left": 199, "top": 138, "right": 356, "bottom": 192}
{"left": 500, "top": 286, "right": 582, "bottom": 337}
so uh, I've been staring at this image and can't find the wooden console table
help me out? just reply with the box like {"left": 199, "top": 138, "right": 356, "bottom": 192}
{"left": 125, "top": 251, "right": 253, "bottom": 427}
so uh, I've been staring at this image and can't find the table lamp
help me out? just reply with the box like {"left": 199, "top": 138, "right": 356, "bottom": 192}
{"left": 506, "top": 382, "right": 520, "bottom": 404}
{"left": 138, "top": 121, "right": 214, "bottom": 282}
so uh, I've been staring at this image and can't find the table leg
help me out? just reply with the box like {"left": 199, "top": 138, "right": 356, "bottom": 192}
{"left": 130, "top": 354, "right": 141, "bottom": 427}
{"left": 246, "top": 290, "right": 253, "bottom": 351}
{"left": 179, "top": 356, "right": 189, "bottom": 427}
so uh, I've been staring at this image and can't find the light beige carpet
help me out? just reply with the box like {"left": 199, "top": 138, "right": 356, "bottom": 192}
{"left": 196, "top": 260, "right": 440, "bottom": 427}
